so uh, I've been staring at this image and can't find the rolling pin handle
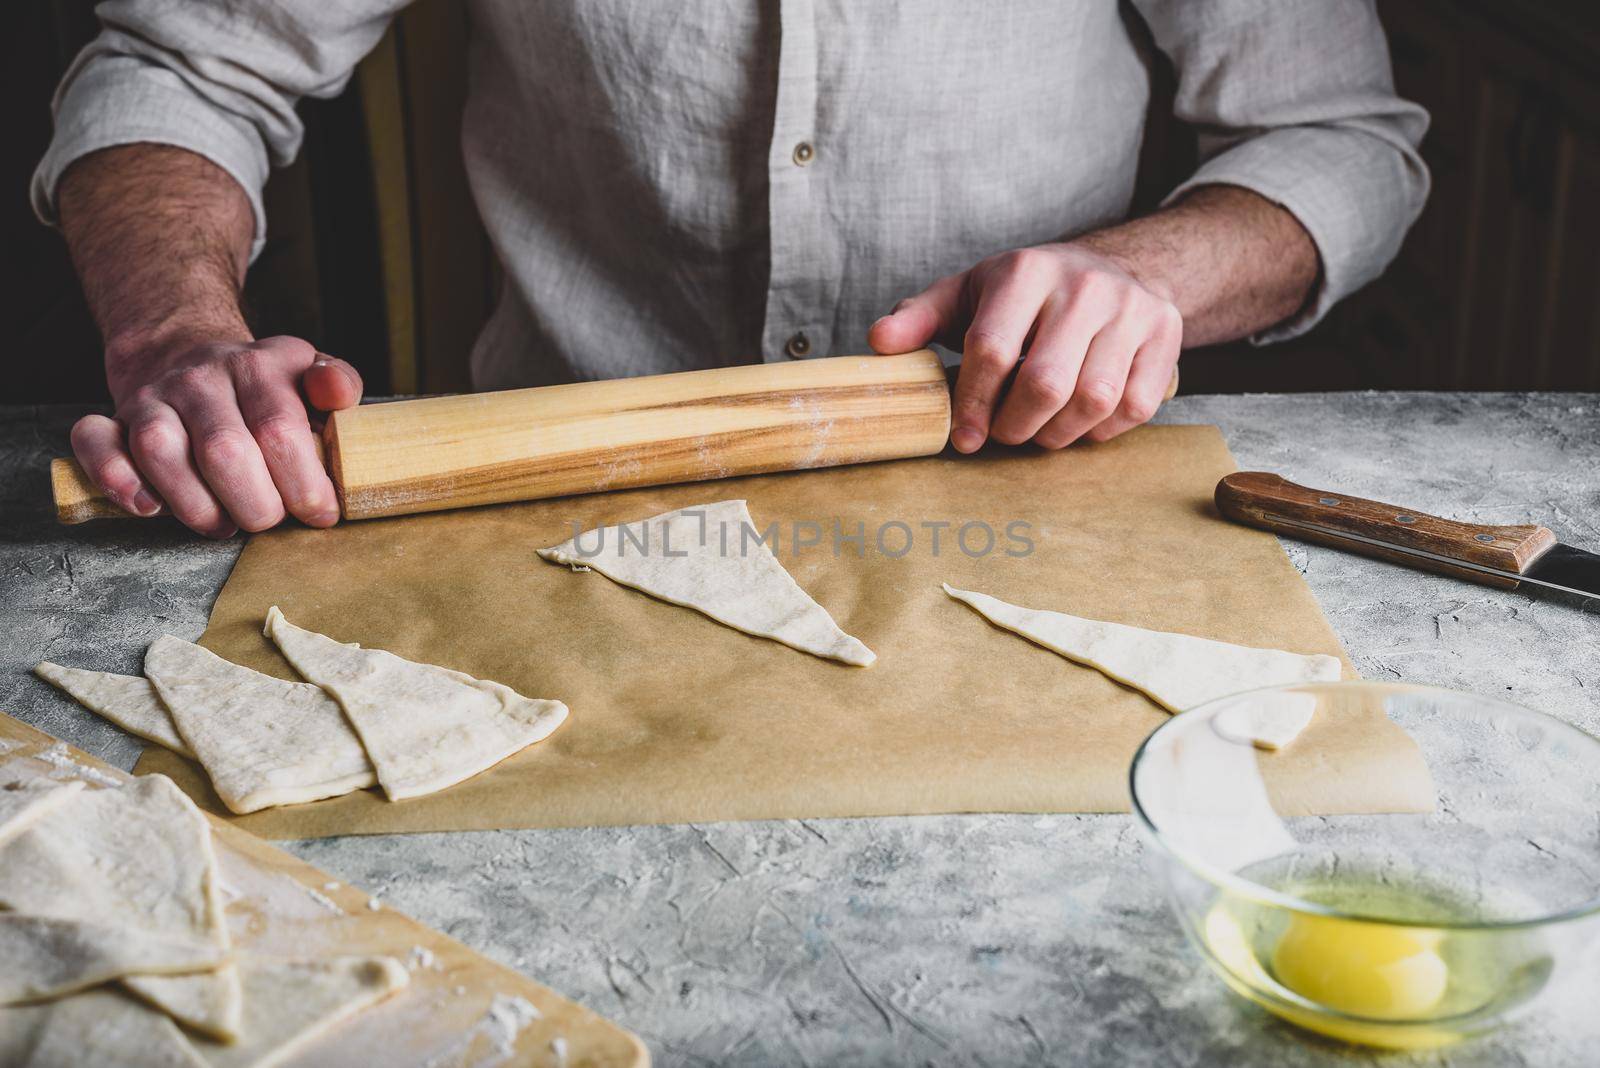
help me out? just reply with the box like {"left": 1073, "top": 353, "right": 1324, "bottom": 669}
{"left": 51, "top": 456, "right": 133, "bottom": 524}
{"left": 50, "top": 434, "right": 335, "bottom": 525}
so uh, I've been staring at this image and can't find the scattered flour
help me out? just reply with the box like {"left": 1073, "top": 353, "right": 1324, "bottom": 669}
{"left": 0, "top": 739, "right": 20, "bottom": 754}
{"left": 550, "top": 1036, "right": 569, "bottom": 1066}
{"left": 422, "top": 993, "right": 542, "bottom": 1068}
{"left": 323, "top": 881, "right": 341, "bottom": 891}
{"left": 34, "top": 742, "right": 123, "bottom": 788}
{"left": 480, "top": 995, "right": 542, "bottom": 1064}
{"left": 408, "top": 945, "right": 438, "bottom": 971}
{"left": 303, "top": 885, "right": 344, "bottom": 915}
{"left": 215, "top": 852, "right": 346, "bottom": 928}
{"left": 367, "top": 897, "right": 383, "bottom": 911}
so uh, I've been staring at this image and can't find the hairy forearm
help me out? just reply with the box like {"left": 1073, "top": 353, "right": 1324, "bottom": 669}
{"left": 57, "top": 143, "right": 362, "bottom": 537}
{"left": 57, "top": 143, "right": 255, "bottom": 402}
{"left": 1076, "top": 185, "right": 1320, "bottom": 348}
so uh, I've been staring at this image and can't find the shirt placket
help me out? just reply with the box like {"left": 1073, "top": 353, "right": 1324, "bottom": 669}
{"left": 762, "top": 0, "right": 828, "bottom": 362}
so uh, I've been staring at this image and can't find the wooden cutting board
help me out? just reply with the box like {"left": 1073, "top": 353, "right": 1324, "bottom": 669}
{"left": 0, "top": 712, "right": 648, "bottom": 1068}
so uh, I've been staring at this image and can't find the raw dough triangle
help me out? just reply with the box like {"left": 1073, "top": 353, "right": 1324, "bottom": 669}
{"left": 0, "top": 987, "right": 205, "bottom": 1068}
{"left": 0, "top": 780, "right": 84, "bottom": 849}
{"left": 195, "top": 956, "right": 408, "bottom": 1068}
{"left": 124, "top": 969, "right": 244, "bottom": 1044}
{"left": 144, "top": 636, "right": 377, "bottom": 814}
{"left": 942, "top": 584, "right": 1340, "bottom": 744}
{"left": 538, "top": 499, "right": 875, "bottom": 666}
{"left": 0, "top": 957, "right": 407, "bottom": 1068}
{"left": 0, "top": 914, "right": 226, "bottom": 1005}
{"left": 1134, "top": 717, "right": 1299, "bottom": 872}
{"left": 1210, "top": 692, "right": 1319, "bottom": 752}
{"left": 0, "top": 775, "right": 240, "bottom": 1040}
{"left": 33, "top": 662, "right": 193, "bottom": 758}
{"left": 264, "top": 608, "right": 569, "bottom": 801}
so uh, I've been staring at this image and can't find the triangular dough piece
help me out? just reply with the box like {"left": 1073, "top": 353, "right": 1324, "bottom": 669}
{"left": 0, "top": 776, "right": 240, "bottom": 1040}
{"left": 0, "top": 1003, "right": 42, "bottom": 1067}
{"left": 193, "top": 956, "right": 408, "bottom": 1068}
{"left": 0, "top": 780, "right": 84, "bottom": 849}
{"left": 0, "top": 777, "right": 227, "bottom": 943}
{"left": 538, "top": 499, "right": 875, "bottom": 666}
{"left": 264, "top": 608, "right": 569, "bottom": 801}
{"left": 1211, "top": 692, "right": 1319, "bottom": 752}
{"left": 124, "top": 969, "right": 244, "bottom": 1043}
{"left": 33, "top": 663, "right": 193, "bottom": 758}
{"left": 942, "top": 584, "right": 1340, "bottom": 745}
{"left": 1135, "top": 719, "right": 1299, "bottom": 873}
{"left": 0, "top": 914, "right": 226, "bottom": 1005}
{"left": 143, "top": 636, "right": 377, "bottom": 814}
{"left": 0, "top": 957, "right": 407, "bottom": 1068}
{"left": 0, "top": 987, "right": 205, "bottom": 1068}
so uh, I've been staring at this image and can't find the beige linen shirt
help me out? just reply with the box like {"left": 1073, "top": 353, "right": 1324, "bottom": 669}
{"left": 34, "top": 1, "right": 1427, "bottom": 390}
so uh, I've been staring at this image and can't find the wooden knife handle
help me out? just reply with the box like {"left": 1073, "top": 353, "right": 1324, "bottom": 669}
{"left": 1215, "top": 471, "right": 1556, "bottom": 590}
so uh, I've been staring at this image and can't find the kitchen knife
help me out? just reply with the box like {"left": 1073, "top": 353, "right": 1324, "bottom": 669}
{"left": 1215, "top": 471, "right": 1600, "bottom": 600}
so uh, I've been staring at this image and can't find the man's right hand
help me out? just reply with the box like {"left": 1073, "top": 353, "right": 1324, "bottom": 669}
{"left": 54, "top": 144, "right": 366, "bottom": 538}
{"left": 70, "top": 337, "right": 363, "bottom": 538}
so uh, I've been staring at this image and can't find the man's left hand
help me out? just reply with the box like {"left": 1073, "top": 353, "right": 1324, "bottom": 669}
{"left": 868, "top": 242, "right": 1182, "bottom": 453}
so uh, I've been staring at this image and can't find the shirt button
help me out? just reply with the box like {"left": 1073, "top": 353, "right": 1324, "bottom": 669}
{"left": 792, "top": 141, "right": 815, "bottom": 166}
{"left": 785, "top": 331, "right": 812, "bottom": 358}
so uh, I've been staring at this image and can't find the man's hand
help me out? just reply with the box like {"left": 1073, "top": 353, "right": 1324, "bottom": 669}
{"left": 869, "top": 186, "right": 1321, "bottom": 453}
{"left": 71, "top": 338, "right": 362, "bottom": 537}
{"left": 55, "top": 143, "right": 367, "bottom": 537}
{"left": 869, "top": 243, "right": 1181, "bottom": 453}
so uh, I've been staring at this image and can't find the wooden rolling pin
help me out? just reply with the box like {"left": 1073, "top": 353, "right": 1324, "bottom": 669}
{"left": 53, "top": 351, "right": 1180, "bottom": 524}
{"left": 52, "top": 351, "right": 953, "bottom": 523}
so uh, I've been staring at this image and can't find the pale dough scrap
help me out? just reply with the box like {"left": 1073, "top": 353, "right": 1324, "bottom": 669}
{"left": 0, "top": 957, "right": 406, "bottom": 1068}
{"left": 942, "top": 584, "right": 1341, "bottom": 747}
{"left": 0, "top": 914, "right": 226, "bottom": 1006}
{"left": 538, "top": 499, "right": 875, "bottom": 666}
{"left": 264, "top": 607, "right": 569, "bottom": 802}
{"left": 1210, "top": 693, "right": 1319, "bottom": 752}
{"left": 0, "top": 987, "right": 205, "bottom": 1068}
{"left": 144, "top": 635, "right": 377, "bottom": 815}
{"left": 195, "top": 956, "right": 408, "bottom": 1068}
{"left": 0, "top": 775, "right": 241, "bottom": 1041}
{"left": 0, "top": 779, "right": 84, "bottom": 850}
{"left": 124, "top": 968, "right": 244, "bottom": 1045}
{"left": 1134, "top": 711, "right": 1300, "bottom": 873}
{"left": 33, "top": 662, "right": 194, "bottom": 758}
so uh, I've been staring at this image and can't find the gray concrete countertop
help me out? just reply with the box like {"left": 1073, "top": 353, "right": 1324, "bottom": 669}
{"left": 3, "top": 393, "right": 1597, "bottom": 1067}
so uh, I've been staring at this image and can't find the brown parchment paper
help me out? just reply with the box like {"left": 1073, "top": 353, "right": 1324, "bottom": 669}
{"left": 137, "top": 425, "right": 1433, "bottom": 838}
{"left": 2, "top": 712, "right": 646, "bottom": 1066}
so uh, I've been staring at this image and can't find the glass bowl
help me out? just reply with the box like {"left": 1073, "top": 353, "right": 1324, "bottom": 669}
{"left": 1129, "top": 681, "right": 1600, "bottom": 1050}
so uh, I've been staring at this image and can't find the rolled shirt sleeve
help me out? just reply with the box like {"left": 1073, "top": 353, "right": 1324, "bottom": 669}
{"left": 31, "top": 1, "right": 407, "bottom": 263}
{"left": 1134, "top": 0, "right": 1431, "bottom": 342}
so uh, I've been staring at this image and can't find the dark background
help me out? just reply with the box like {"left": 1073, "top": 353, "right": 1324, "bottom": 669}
{"left": 7, "top": 0, "right": 1600, "bottom": 405}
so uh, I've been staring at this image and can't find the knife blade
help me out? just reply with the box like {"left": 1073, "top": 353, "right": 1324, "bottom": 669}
{"left": 1214, "top": 472, "right": 1600, "bottom": 600}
